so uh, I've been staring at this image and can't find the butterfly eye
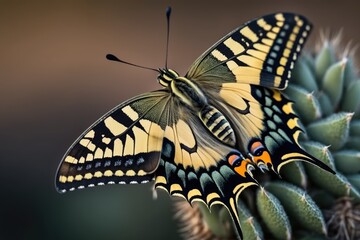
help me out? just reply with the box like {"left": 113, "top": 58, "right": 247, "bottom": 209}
{"left": 249, "top": 141, "right": 266, "bottom": 156}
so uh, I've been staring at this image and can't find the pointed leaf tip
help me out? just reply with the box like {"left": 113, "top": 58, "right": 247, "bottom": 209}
{"left": 322, "top": 60, "right": 346, "bottom": 107}
{"left": 306, "top": 112, "right": 352, "bottom": 150}
{"left": 266, "top": 182, "right": 327, "bottom": 235}
{"left": 256, "top": 188, "right": 291, "bottom": 240}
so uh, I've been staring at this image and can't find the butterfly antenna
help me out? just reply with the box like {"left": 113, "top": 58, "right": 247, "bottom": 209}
{"left": 165, "top": 6, "right": 171, "bottom": 68}
{"left": 106, "top": 54, "right": 159, "bottom": 73}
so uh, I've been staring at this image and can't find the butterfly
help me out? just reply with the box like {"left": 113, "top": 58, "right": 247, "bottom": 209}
{"left": 56, "top": 11, "right": 335, "bottom": 239}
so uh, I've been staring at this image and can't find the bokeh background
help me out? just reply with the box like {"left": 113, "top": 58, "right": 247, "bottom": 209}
{"left": 1, "top": 1, "right": 360, "bottom": 239}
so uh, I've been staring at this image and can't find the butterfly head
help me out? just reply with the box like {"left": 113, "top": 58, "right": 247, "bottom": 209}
{"left": 157, "top": 68, "right": 179, "bottom": 87}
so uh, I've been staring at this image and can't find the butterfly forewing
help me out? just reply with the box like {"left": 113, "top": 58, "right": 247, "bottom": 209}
{"left": 187, "top": 13, "right": 311, "bottom": 90}
{"left": 56, "top": 90, "right": 170, "bottom": 192}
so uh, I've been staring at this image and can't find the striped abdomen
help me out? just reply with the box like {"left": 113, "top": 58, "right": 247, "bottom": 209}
{"left": 199, "top": 105, "right": 236, "bottom": 146}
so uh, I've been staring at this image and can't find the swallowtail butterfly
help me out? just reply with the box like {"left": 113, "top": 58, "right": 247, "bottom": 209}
{"left": 56, "top": 9, "right": 335, "bottom": 238}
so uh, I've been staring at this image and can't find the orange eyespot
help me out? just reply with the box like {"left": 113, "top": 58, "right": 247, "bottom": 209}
{"left": 227, "top": 153, "right": 253, "bottom": 177}
{"left": 234, "top": 159, "right": 253, "bottom": 177}
{"left": 253, "top": 151, "right": 272, "bottom": 166}
{"left": 250, "top": 141, "right": 265, "bottom": 156}
{"left": 249, "top": 141, "right": 273, "bottom": 167}
{"left": 228, "top": 154, "right": 241, "bottom": 167}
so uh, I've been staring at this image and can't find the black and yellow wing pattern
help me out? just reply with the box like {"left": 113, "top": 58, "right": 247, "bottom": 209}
{"left": 154, "top": 99, "right": 258, "bottom": 236}
{"left": 56, "top": 91, "right": 169, "bottom": 191}
{"left": 56, "top": 12, "right": 335, "bottom": 239}
{"left": 186, "top": 12, "right": 334, "bottom": 175}
{"left": 187, "top": 13, "right": 310, "bottom": 89}
{"left": 56, "top": 89, "right": 258, "bottom": 236}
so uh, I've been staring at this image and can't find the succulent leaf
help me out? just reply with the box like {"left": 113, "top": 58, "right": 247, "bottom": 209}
{"left": 265, "top": 182, "right": 327, "bottom": 235}
{"left": 333, "top": 150, "right": 360, "bottom": 174}
{"left": 301, "top": 141, "right": 335, "bottom": 168}
{"left": 293, "top": 59, "right": 318, "bottom": 92}
{"left": 317, "top": 92, "right": 333, "bottom": 117}
{"left": 280, "top": 162, "right": 307, "bottom": 188}
{"left": 306, "top": 163, "right": 357, "bottom": 199}
{"left": 315, "top": 42, "right": 337, "bottom": 81}
{"left": 344, "top": 58, "right": 358, "bottom": 87}
{"left": 306, "top": 112, "right": 353, "bottom": 150}
{"left": 321, "top": 59, "right": 346, "bottom": 107}
{"left": 341, "top": 80, "right": 360, "bottom": 112}
{"left": 256, "top": 188, "right": 291, "bottom": 240}
{"left": 238, "top": 200, "right": 263, "bottom": 240}
{"left": 302, "top": 142, "right": 356, "bottom": 197}
{"left": 284, "top": 85, "right": 321, "bottom": 124}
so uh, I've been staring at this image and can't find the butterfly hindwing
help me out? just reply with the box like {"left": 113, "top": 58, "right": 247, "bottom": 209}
{"left": 251, "top": 88, "right": 335, "bottom": 174}
{"left": 153, "top": 104, "right": 258, "bottom": 238}
{"left": 56, "top": 90, "right": 171, "bottom": 192}
{"left": 187, "top": 13, "right": 312, "bottom": 90}
{"left": 209, "top": 84, "right": 335, "bottom": 175}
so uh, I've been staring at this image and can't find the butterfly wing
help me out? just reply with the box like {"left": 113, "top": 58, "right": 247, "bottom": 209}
{"left": 56, "top": 90, "right": 171, "bottom": 192}
{"left": 57, "top": 87, "right": 258, "bottom": 236}
{"left": 207, "top": 83, "right": 335, "bottom": 175}
{"left": 186, "top": 13, "right": 311, "bottom": 89}
{"left": 153, "top": 97, "right": 258, "bottom": 238}
{"left": 184, "top": 13, "right": 334, "bottom": 175}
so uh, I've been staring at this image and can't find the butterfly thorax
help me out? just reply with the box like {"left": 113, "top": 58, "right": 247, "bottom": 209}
{"left": 158, "top": 68, "right": 208, "bottom": 109}
{"left": 158, "top": 68, "right": 236, "bottom": 146}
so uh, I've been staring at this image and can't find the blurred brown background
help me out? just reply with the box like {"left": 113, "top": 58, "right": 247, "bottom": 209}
{"left": 1, "top": 1, "right": 359, "bottom": 239}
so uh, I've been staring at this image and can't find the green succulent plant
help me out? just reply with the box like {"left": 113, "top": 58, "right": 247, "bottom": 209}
{"left": 175, "top": 36, "right": 360, "bottom": 240}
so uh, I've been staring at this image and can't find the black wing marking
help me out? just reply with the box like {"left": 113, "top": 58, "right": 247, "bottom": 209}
{"left": 187, "top": 13, "right": 312, "bottom": 90}
{"left": 153, "top": 99, "right": 258, "bottom": 238}
{"left": 208, "top": 84, "right": 335, "bottom": 175}
{"left": 56, "top": 90, "right": 171, "bottom": 192}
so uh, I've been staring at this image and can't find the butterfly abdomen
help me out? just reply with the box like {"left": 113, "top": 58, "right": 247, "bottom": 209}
{"left": 199, "top": 105, "right": 236, "bottom": 146}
